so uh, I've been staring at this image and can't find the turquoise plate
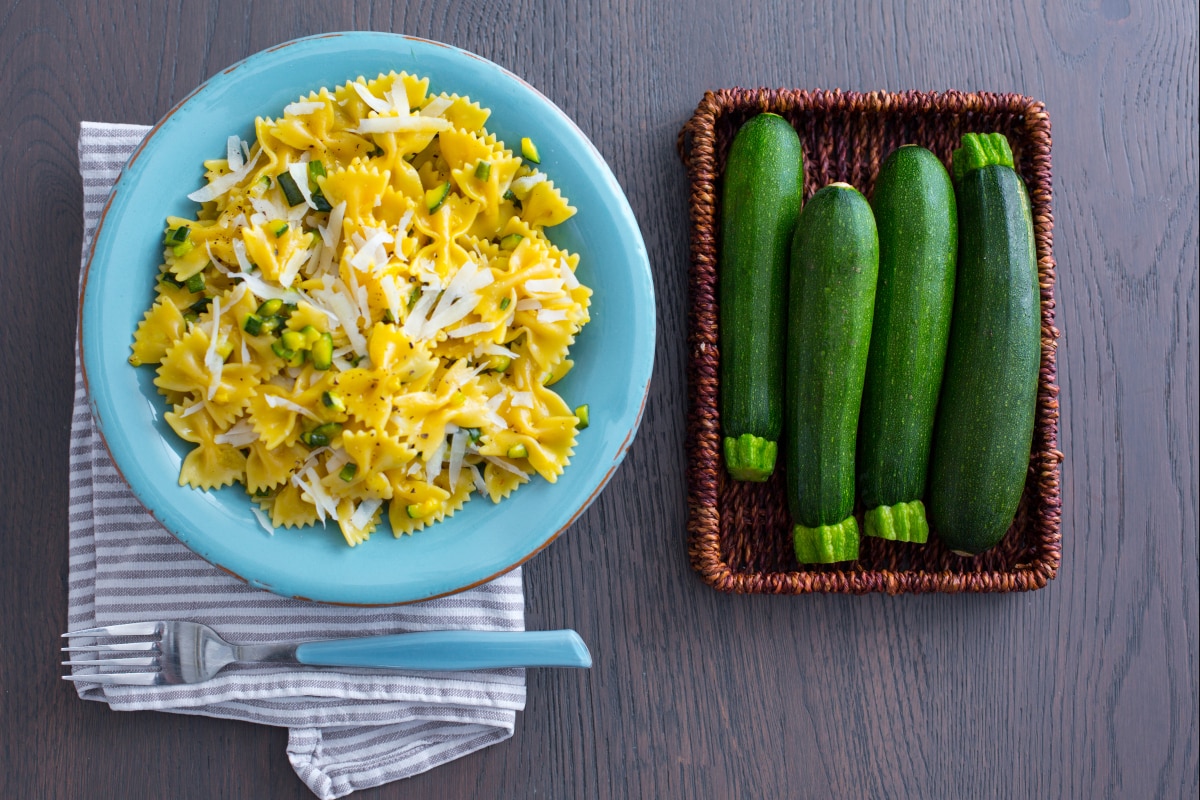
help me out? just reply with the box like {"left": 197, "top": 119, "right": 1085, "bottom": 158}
{"left": 80, "top": 33, "right": 655, "bottom": 605}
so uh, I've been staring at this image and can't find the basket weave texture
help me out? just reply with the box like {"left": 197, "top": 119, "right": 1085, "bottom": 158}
{"left": 678, "top": 89, "right": 1063, "bottom": 594}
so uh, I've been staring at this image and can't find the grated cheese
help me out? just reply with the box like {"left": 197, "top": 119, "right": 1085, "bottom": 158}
{"left": 285, "top": 100, "right": 324, "bottom": 116}
{"left": 355, "top": 115, "right": 451, "bottom": 134}
{"left": 226, "top": 135, "right": 245, "bottom": 172}
{"left": 249, "top": 504, "right": 275, "bottom": 535}
{"left": 187, "top": 149, "right": 262, "bottom": 203}
{"left": 263, "top": 394, "right": 322, "bottom": 421}
{"left": 288, "top": 162, "right": 318, "bottom": 210}
{"left": 351, "top": 81, "right": 391, "bottom": 114}
{"left": 349, "top": 497, "right": 382, "bottom": 530}
{"left": 203, "top": 295, "right": 223, "bottom": 400}
{"left": 525, "top": 277, "right": 564, "bottom": 294}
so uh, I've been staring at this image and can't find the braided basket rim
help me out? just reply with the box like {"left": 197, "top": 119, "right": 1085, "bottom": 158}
{"left": 679, "top": 88, "right": 1063, "bottom": 595}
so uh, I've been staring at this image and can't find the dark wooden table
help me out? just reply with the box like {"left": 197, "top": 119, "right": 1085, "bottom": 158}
{"left": 3, "top": 2, "right": 1197, "bottom": 797}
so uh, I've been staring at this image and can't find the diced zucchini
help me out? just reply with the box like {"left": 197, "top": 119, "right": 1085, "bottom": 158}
{"left": 185, "top": 273, "right": 205, "bottom": 293}
{"left": 474, "top": 161, "right": 492, "bottom": 181}
{"left": 164, "top": 226, "right": 190, "bottom": 244}
{"left": 321, "top": 390, "right": 346, "bottom": 412}
{"left": 243, "top": 314, "right": 264, "bottom": 335}
{"left": 520, "top": 137, "right": 540, "bottom": 163}
{"left": 339, "top": 463, "right": 357, "bottom": 482}
{"left": 299, "top": 325, "right": 322, "bottom": 348}
{"left": 507, "top": 443, "right": 528, "bottom": 459}
{"left": 270, "top": 339, "right": 294, "bottom": 360}
{"left": 575, "top": 404, "right": 590, "bottom": 429}
{"left": 300, "top": 422, "right": 342, "bottom": 448}
{"left": 425, "top": 181, "right": 451, "bottom": 212}
{"left": 281, "top": 330, "right": 306, "bottom": 352}
{"left": 311, "top": 332, "right": 334, "bottom": 370}
{"left": 500, "top": 233, "right": 524, "bottom": 249}
{"left": 277, "top": 171, "right": 305, "bottom": 206}
{"left": 257, "top": 298, "right": 283, "bottom": 317}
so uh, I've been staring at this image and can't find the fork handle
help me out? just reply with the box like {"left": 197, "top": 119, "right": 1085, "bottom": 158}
{"left": 293, "top": 629, "right": 592, "bottom": 671}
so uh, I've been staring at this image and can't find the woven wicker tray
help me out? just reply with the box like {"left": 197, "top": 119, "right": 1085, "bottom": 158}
{"left": 678, "top": 89, "right": 1063, "bottom": 594}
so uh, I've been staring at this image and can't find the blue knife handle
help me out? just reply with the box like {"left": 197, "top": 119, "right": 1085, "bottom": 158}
{"left": 294, "top": 629, "right": 592, "bottom": 670}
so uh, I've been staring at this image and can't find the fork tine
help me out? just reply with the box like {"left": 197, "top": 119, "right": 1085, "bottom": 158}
{"left": 62, "top": 642, "right": 158, "bottom": 653}
{"left": 63, "top": 622, "right": 163, "bottom": 638}
{"left": 63, "top": 655, "right": 158, "bottom": 667}
{"left": 62, "top": 672, "right": 162, "bottom": 686}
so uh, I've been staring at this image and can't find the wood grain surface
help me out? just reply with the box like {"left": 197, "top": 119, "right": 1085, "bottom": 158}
{"left": 2, "top": 1, "right": 1196, "bottom": 798}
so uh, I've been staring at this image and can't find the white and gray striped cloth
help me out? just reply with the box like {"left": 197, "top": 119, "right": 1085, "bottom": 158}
{"left": 68, "top": 122, "right": 527, "bottom": 800}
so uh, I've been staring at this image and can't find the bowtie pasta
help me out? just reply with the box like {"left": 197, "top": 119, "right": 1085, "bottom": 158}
{"left": 129, "top": 71, "right": 592, "bottom": 546}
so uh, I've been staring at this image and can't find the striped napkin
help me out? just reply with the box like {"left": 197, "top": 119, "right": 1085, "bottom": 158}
{"left": 68, "top": 122, "right": 527, "bottom": 800}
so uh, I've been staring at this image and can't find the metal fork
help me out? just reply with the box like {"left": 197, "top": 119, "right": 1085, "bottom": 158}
{"left": 63, "top": 620, "right": 592, "bottom": 686}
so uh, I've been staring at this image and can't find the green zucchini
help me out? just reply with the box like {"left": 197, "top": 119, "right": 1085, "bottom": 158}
{"left": 785, "top": 183, "right": 878, "bottom": 563}
{"left": 927, "top": 133, "right": 1040, "bottom": 555}
{"left": 718, "top": 113, "right": 804, "bottom": 481}
{"left": 858, "top": 145, "right": 957, "bottom": 543}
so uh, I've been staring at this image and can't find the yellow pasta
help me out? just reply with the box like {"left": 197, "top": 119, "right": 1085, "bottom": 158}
{"left": 130, "top": 71, "right": 591, "bottom": 546}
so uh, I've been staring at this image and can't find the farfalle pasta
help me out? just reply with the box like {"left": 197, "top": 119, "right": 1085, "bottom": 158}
{"left": 129, "top": 71, "right": 591, "bottom": 546}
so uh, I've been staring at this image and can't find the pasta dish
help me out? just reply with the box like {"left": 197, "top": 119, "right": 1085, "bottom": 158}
{"left": 129, "top": 71, "right": 592, "bottom": 546}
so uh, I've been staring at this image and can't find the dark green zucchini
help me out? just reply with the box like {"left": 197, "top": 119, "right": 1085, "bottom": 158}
{"left": 785, "top": 182, "right": 878, "bottom": 563}
{"left": 718, "top": 113, "right": 804, "bottom": 481}
{"left": 858, "top": 145, "right": 957, "bottom": 543}
{"left": 927, "top": 133, "right": 1041, "bottom": 555}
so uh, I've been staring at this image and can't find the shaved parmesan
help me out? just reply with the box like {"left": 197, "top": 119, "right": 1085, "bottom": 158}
{"left": 402, "top": 288, "right": 438, "bottom": 339}
{"left": 263, "top": 394, "right": 321, "bottom": 421}
{"left": 179, "top": 401, "right": 205, "bottom": 418}
{"left": 355, "top": 115, "right": 451, "bottom": 134}
{"left": 350, "top": 498, "right": 382, "bottom": 530}
{"left": 418, "top": 95, "right": 453, "bottom": 118}
{"left": 287, "top": 162, "right": 318, "bottom": 210}
{"left": 250, "top": 504, "right": 275, "bottom": 535}
{"left": 187, "top": 148, "right": 262, "bottom": 203}
{"left": 214, "top": 419, "right": 259, "bottom": 446}
{"left": 316, "top": 286, "right": 368, "bottom": 355}
{"left": 425, "top": 437, "right": 447, "bottom": 485}
{"left": 296, "top": 467, "right": 339, "bottom": 522}
{"left": 525, "top": 278, "right": 564, "bottom": 294}
{"left": 285, "top": 100, "right": 324, "bottom": 116}
{"left": 228, "top": 268, "right": 304, "bottom": 304}
{"left": 449, "top": 319, "right": 499, "bottom": 338}
{"left": 468, "top": 463, "right": 487, "bottom": 496}
{"left": 515, "top": 298, "right": 543, "bottom": 311}
{"left": 319, "top": 200, "right": 347, "bottom": 249}
{"left": 485, "top": 456, "right": 529, "bottom": 479}
{"left": 277, "top": 247, "right": 310, "bottom": 288}
{"left": 477, "top": 343, "right": 518, "bottom": 359}
{"left": 203, "top": 295, "right": 223, "bottom": 400}
{"left": 351, "top": 81, "right": 391, "bottom": 114}
{"left": 559, "top": 257, "right": 580, "bottom": 290}
{"left": 226, "top": 135, "right": 244, "bottom": 172}
{"left": 510, "top": 391, "right": 534, "bottom": 409}
{"left": 537, "top": 308, "right": 568, "bottom": 323}
{"left": 349, "top": 227, "right": 393, "bottom": 271}
{"left": 447, "top": 428, "right": 467, "bottom": 492}
{"left": 509, "top": 172, "right": 547, "bottom": 196}
{"left": 380, "top": 275, "right": 402, "bottom": 324}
